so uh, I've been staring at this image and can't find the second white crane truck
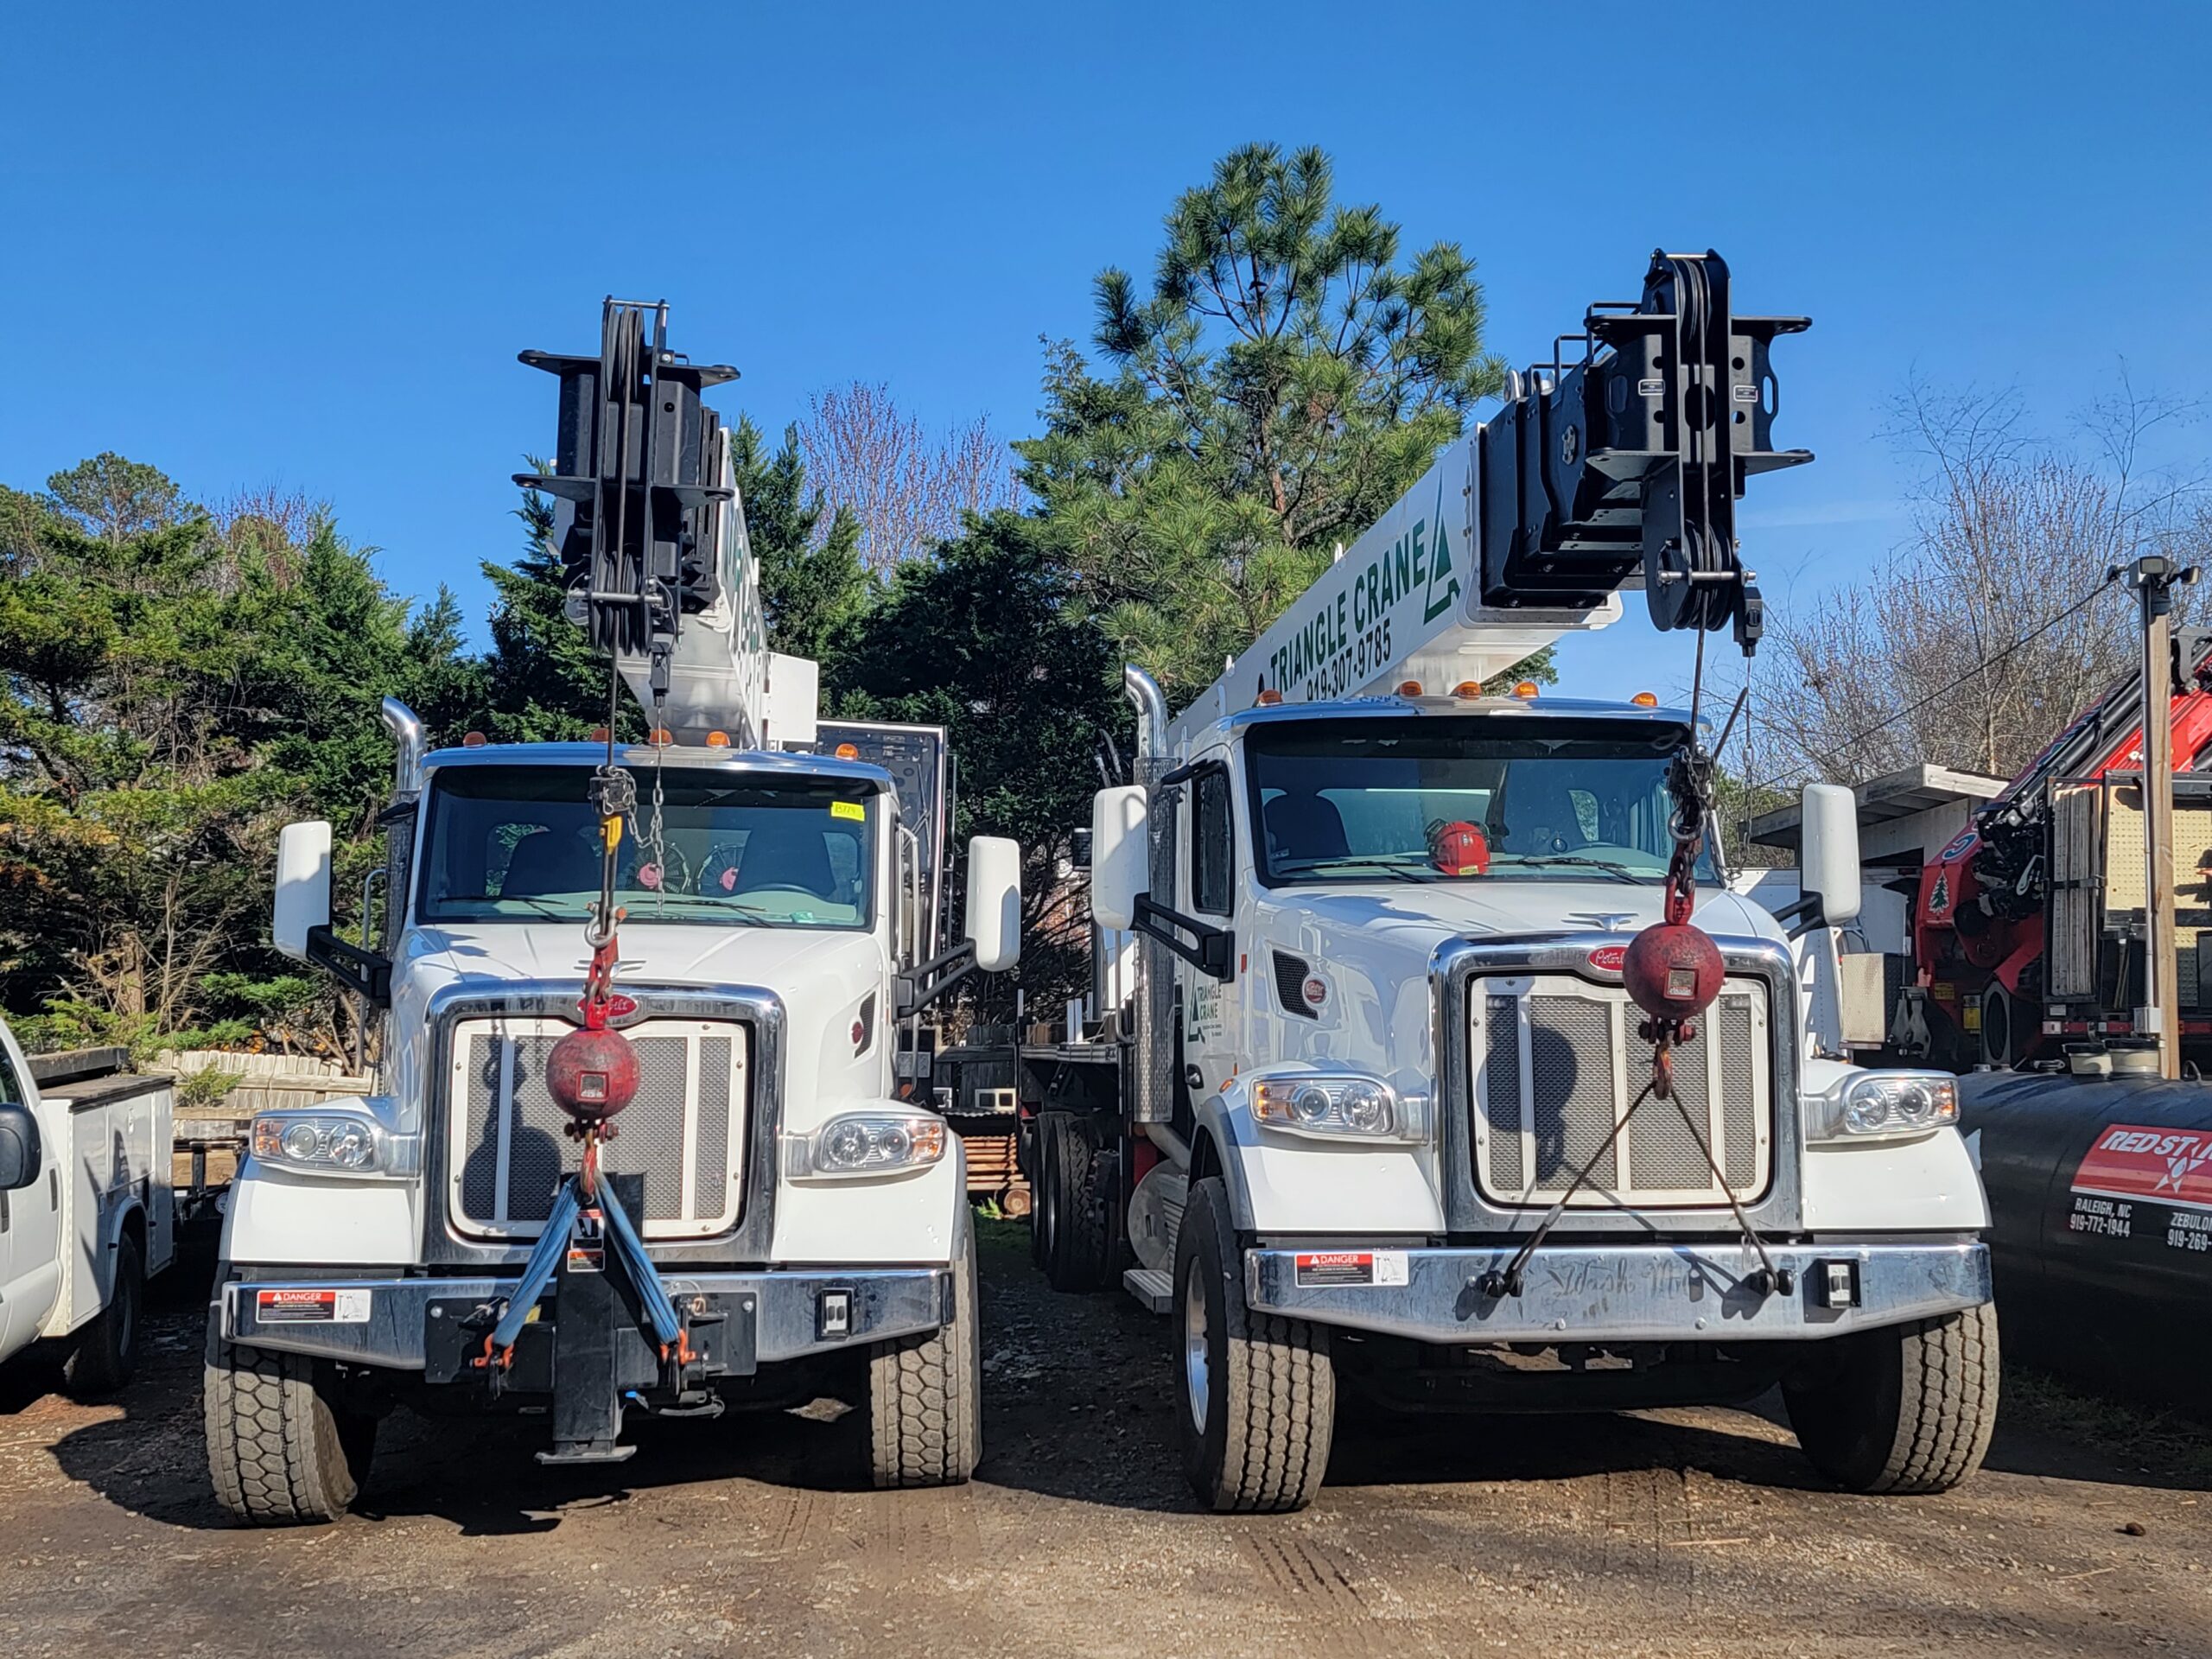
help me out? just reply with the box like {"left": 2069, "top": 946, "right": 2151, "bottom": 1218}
{"left": 203, "top": 302, "right": 1018, "bottom": 1522}
{"left": 1020, "top": 251, "right": 1999, "bottom": 1511}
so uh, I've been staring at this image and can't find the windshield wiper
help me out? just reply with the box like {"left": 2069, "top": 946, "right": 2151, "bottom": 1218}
{"left": 444, "top": 894, "right": 577, "bottom": 918}
{"left": 1489, "top": 855, "right": 1651, "bottom": 887}
{"left": 1276, "top": 855, "right": 1436, "bottom": 884}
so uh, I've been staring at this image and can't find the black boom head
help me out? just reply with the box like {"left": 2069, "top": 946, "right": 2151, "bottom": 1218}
{"left": 1476, "top": 250, "right": 1810, "bottom": 653}
{"left": 515, "top": 301, "right": 740, "bottom": 696}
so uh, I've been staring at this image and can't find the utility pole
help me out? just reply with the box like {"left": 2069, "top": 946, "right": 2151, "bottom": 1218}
{"left": 2120, "top": 556, "right": 2198, "bottom": 1079}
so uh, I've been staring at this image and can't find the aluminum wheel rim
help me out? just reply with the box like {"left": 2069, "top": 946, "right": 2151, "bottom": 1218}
{"left": 1182, "top": 1263, "right": 1211, "bottom": 1436}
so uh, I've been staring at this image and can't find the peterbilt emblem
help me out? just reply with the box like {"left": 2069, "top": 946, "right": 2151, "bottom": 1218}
{"left": 558, "top": 991, "right": 644, "bottom": 1027}
{"left": 1301, "top": 976, "right": 1329, "bottom": 1008}
{"left": 1586, "top": 945, "right": 1627, "bottom": 975}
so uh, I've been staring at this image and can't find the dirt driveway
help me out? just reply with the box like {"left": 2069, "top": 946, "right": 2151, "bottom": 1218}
{"left": 1, "top": 1223, "right": 2206, "bottom": 1658}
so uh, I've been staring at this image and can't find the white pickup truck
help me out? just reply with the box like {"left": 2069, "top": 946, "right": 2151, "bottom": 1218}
{"left": 0, "top": 1020, "right": 177, "bottom": 1394}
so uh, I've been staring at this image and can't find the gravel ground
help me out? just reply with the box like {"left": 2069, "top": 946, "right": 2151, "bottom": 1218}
{"left": 0, "top": 1221, "right": 2207, "bottom": 1659}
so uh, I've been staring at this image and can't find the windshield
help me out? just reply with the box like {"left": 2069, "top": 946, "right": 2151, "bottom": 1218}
{"left": 418, "top": 765, "right": 877, "bottom": 929}
{"left": 1246, "top": 718, "right": 1716, "bottom": 887}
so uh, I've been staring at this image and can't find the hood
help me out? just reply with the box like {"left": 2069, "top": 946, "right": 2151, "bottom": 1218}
{"left": 1273, "top": 880, "right": 1783, "bottom": 958}
{"left": 398, "top": 920, "right": 887, "bottom": 1002}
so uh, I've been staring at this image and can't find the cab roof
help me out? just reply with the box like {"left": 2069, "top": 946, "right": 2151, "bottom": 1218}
{"left": 420, "top": 741, "right": 894, "bottom": 790}
{"left": 1211, "top": 693, "right": 1700, "bottom": 737}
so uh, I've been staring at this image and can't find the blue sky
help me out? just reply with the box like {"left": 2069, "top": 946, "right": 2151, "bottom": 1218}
{"left": 5, "top": 3, "right": 2208, "bottom": 703}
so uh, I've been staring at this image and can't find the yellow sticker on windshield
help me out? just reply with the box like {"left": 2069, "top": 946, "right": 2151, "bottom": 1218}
{"left": 831, "top": 800, "right": 864, "bottom": 821}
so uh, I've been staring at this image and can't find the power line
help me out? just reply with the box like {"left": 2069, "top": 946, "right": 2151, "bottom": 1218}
{"left": 1734, "top": 573, "right": 2120, "bottom": 801}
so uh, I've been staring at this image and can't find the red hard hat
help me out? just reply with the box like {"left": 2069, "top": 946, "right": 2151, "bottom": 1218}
{"left": 1430, "top": 820, "right": 1491, "bottom": 876}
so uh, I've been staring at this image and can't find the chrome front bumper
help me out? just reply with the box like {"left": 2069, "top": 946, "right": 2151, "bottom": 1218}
{"left": 1245, "top": 1240, "right": 1989, "bottom": 1345}
{"left": 220, "top": 1268, "right": 951, "bottom": 1373}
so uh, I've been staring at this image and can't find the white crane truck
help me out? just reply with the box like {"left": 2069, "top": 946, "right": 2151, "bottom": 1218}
{"left": 1017, "top": 252, "right": 1999, "bottom": 1511}
{"left": 203, "top": 302, "right": 1019, "bottom": 1522}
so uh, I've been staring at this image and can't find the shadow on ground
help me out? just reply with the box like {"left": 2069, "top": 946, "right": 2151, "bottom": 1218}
{"left": 26, "top": 1211, "right": 2212, "bottom": 1540}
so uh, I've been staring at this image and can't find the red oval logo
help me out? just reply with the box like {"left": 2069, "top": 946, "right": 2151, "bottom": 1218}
{"left": 1586, "top": 945, "right": 1627, "bottom": 974}
{"left": 602, "top": 993, "right": 639, "bottom": 1020}
{"left": 1302, "top": 976, "right": 1328, "bottom": 1007}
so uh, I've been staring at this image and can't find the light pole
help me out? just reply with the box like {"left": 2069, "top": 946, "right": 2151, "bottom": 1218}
{"left": 2116, "top": 556, "right": 2199, "bottom": 1079}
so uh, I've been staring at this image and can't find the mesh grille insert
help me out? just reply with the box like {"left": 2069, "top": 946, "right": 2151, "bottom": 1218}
{"left": 448, "top": 1017, "right": 746, "bottom": 1240}
{"left": 1472, "top": 976, "right": 1769, "bottom": 1207}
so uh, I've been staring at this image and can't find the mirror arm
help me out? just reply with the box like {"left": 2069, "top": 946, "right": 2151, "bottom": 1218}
{"left": 306, "top": 924, "right": 392, "bottom": 1007}
{"left": 898, "top": 939, "right": 979, "bottom": 1019}
{"left": 1131, "top": 893, "right": 1235, "bottom": 982}
{"left": 1777, "top": 893, "right": 1827, "bottom": 941}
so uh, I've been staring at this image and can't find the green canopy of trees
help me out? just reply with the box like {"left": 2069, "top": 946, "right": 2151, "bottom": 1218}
{"left": 3, "top": 143, "right": 1514, "bottom": 1044}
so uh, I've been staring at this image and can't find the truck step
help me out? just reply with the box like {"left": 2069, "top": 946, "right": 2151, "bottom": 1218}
{"left": 1122, "top": 1268, "right": 1173, "bottom": 1314}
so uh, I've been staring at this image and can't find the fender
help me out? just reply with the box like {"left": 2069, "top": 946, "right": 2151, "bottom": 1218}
{"left": 1197, "top": 1077, "right": 1445, "bottom": 1237}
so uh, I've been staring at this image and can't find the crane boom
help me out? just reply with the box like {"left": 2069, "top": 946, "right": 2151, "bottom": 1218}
{"left": 1168, "top": 250, "right": 1808, "bottom": 748}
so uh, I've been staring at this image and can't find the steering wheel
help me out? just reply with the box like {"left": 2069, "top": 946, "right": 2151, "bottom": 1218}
{"left": 626, "top": 836, "right": 692, "bottom": 895}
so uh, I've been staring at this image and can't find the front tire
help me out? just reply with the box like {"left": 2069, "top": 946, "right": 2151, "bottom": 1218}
{"left": 867, "top": 1205, "right": 982, "bottom": 1489}
{"left": 1173, "top": 1176, "right": 1333, "bottom": 1513}
{"left": 64, "top": 1231, "right": 142, "bottom": 1398}
{"left": 205, "top": 1313, "right": 377, "bottom": 1525}
{"left": 1783, "top": 1305, "right": 1999, "bottom": 1494}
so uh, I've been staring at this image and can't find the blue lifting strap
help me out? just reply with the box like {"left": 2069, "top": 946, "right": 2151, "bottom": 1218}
{"left": 485, "top": 1172, "right": 687, "bottom": 1359}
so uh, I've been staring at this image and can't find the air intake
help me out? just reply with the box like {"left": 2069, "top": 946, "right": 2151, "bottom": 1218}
{"left": 1272, "top": 950, "right": 1318, "bottom": 1020}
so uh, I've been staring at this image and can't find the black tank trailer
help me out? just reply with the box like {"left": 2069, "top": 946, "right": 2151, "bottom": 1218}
{"left": 1959, "top": 1070, "right": 2212, "bottom": 1412}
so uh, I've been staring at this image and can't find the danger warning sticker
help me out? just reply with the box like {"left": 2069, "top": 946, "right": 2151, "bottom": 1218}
{"left": 1293, "top": 1250, "right": 1408, "bottom": 1288}
{"left": 2071, "top": 1124, "right": 2212, "bottom": 1214}
{"left": 256, "top": 1288, "right": 372, "bottom": 1325}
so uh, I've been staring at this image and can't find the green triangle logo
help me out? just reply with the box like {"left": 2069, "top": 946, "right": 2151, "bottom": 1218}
{"left": 1422, "top": 473, "right": 1461, "bottom": 624}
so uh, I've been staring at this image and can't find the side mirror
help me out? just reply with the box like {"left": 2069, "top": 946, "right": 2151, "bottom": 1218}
{"left": 1799, "top": 783, "right": 1862, "bottom": 926}
{"left": 0, "top": 1100, "right": 42, "bottom": 1192}
{"left": 1090, "top": 785, "right": 1148, "bottom": 931}
{"left": 964, "top": 836, "right": 1022, "bottom": 973}
{"left": 275, "top": 821, "right": 334, "bottom": 961}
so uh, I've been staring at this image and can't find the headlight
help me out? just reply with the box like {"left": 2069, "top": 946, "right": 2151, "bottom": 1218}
{"left": 789, "top": 1112, "right": 948, "bottom": 1179}
{"left": 250, "top": 1099, "right": 419, "bottom": 1179}
{"left": 1809, "top": 1072, "right": 1958, "bottom": 1143}
{"left": 1251, "top": 1075, "right": 1420, "bottom": 1141}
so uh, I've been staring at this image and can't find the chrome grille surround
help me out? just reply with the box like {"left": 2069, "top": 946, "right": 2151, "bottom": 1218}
{"left": 1430, "top": 933, "right": 1802, "bottom": 1237}
{"left": 1469, "top": 974, "right": 1773, "bottom": 1208}
{"left": 419, "top": 981, "right": 784, "bottom": 1269}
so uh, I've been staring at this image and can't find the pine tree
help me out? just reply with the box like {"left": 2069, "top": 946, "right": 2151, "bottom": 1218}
{"left": 1017, "top": 143, "right": 1535, "bottom": 706}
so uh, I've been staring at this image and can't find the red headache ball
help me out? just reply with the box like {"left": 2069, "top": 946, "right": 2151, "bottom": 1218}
{"left": 545, "top": 1025, "right": 639, "bottom": 1122}
{"left": 1622, "top": 920, "right": 1725, "bottom": 1023}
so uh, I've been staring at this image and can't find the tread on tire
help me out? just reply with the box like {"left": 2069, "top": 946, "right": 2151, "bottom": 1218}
{"left": 868, "top": 1206, "right": 982, "bottom": 1489}
{"left": 204, "top": 1311, "right": 376, "bottom": 1526}
{"left": 1783, "top": 1304, "right": 1999, "bottom": 1495}
{"left": 1037, "top": 1110, "right": 1119, "bottom": 1293}
{"left": 1174, "top": 1176, "right": 1333, "bottom": 1513}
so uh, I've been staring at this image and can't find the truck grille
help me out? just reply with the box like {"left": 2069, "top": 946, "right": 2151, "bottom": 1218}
{"left": 446, "top": 1016, "right": 747, "bottom": 1241}
{"left": 1469, "top": 975, "right": 1771, "bottom": 1208}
